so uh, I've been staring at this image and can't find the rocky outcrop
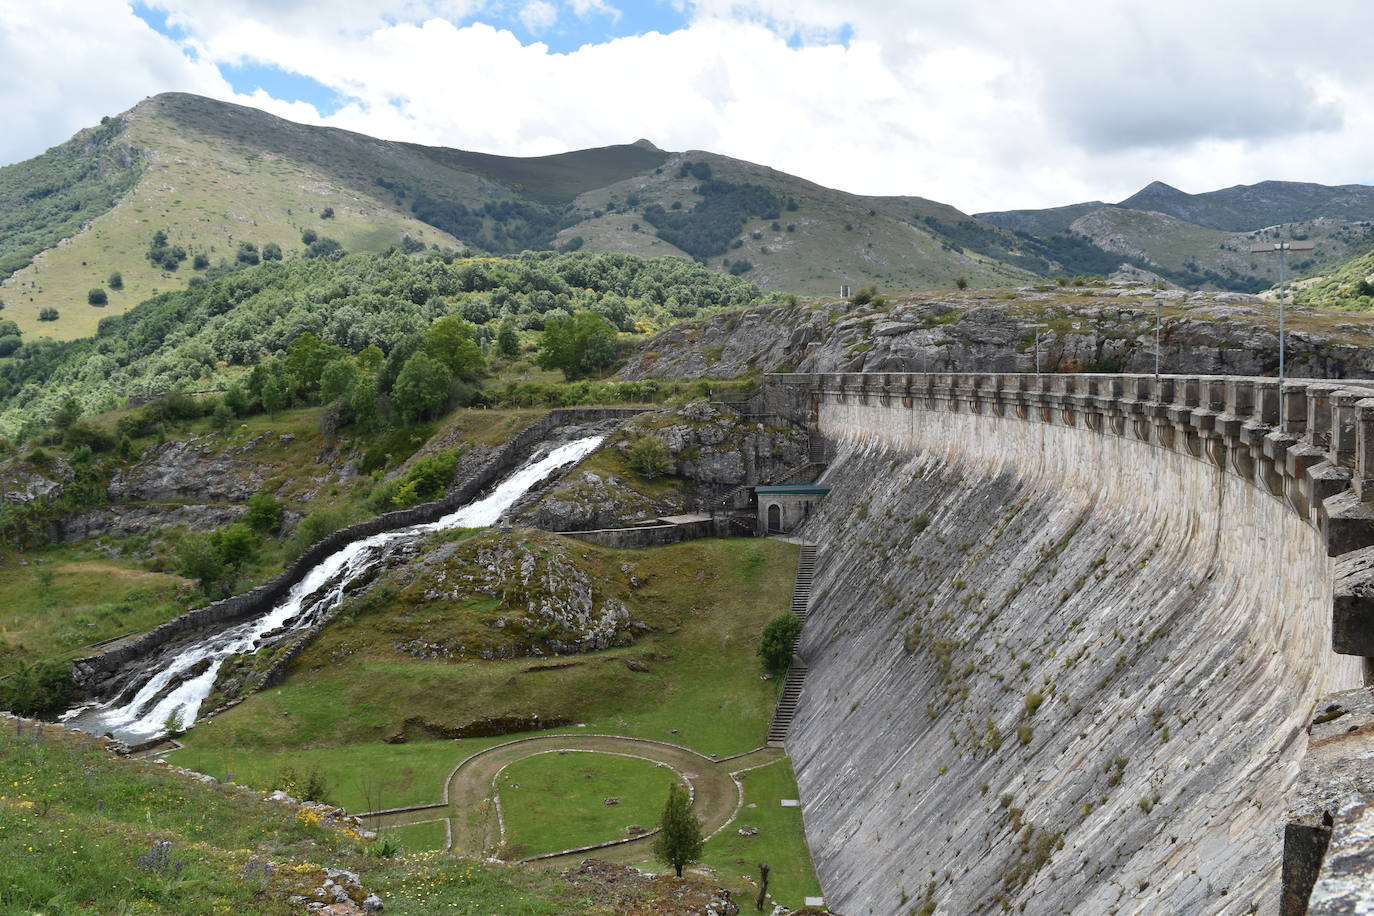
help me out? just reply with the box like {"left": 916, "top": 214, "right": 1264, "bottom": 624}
{"left": 0, "top": 464, "right": 65, "bottom": 504}
{"left": 47, "top": 503, "right": 248, "bottom": 543}
{"left": 619, "top": 287, "right": 1374, "bottom": 381}
{"left": 385, "top": 529, "right": 644, "bottom": 658}
{"left": 511, "top": 401, "right": 810, "bottom": 530}
{"left": 515, "top": 470, "right": 674, "bottom": 531}
{"left": 107, "top": 433, "right": 277, "bottom": 502}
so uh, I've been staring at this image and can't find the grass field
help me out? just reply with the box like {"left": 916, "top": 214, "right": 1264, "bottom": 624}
{"left": 0, "top": 541, "right": 188, "bottom": 676}
{"left": 0, "top": 721, "right": 603, "bottom": 915}
{"left": 170, "top": 537, "right": 796, "bottom": 804}
{"left": 697, "top": 759, "right": 822, "bottom": 909}
{"left": 497, "top": 750, "right": 682, "bottom": 858}
{"left": 383, "top": 818, "right": 449, "bottom": 853}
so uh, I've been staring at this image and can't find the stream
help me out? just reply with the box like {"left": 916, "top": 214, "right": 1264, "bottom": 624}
{"left": 62, "top": 435, "right": 603, "bottom": 744}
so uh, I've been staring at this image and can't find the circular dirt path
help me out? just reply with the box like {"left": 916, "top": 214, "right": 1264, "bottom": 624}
{"left": 359, "top": 735, "right": 782, "bottom": 865}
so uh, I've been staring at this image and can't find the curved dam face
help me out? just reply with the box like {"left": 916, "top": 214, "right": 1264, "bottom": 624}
{"left": 782, "top": 374, "right": 1372, "bottom": 915}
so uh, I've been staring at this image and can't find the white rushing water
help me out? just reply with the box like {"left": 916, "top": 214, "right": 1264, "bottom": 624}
{"left": 64, "top": 435, "right": 603, "bottom": 743}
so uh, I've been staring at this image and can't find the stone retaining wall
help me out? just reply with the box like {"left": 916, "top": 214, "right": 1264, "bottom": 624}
{"left": 560, "top": 516, "right": 727, "bottom": 548}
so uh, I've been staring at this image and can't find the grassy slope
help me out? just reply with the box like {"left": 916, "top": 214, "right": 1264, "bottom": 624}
{"left": 0, "top": 100, "right": 462, "bottom": 341}
{"left": 0, "top": 115, "right": 143, "bottom": 280}
{"left": 565, "top": 149, "right": 1035, "bottom": 298}
{"left": 418, "top": 141, "right": 669, "bottom": 205}
{"left": 498, "top": 751, "right": 681, "bottom": 857}
{"left": 1069, "top": 207, "right": 1373, "bottom": 287}
{"left": 1296, "top": 245, "right": 1374, "bottom": 309}
{"left": 0, "top": 721, "right": 613, "bottom": 915}
{"left": 0, "top": 542, "right": 187, "bottom": 677}
{"left": 170, "top": 537, "right": 798, "bottom": 801}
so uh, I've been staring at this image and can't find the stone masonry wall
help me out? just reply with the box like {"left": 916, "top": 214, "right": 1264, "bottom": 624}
{"left": 783, "top": 376, "right": 1370, "bottom": 915}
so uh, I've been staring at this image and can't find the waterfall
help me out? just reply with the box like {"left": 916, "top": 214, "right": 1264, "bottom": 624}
{"left": 63, "top": 435, "right": 603, "bottom": 744}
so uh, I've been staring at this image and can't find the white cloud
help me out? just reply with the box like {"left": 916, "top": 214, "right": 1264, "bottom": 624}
{"left": 0, "top": 0, "right": 232, "bottom": 164}
{"left": 518, "top": 0, "right": 558, "bottom": 32}
{"left": 567, "top": 0, "right": 619, "bottom": 20}
{"left": 6, "top": 0, "right": 1374, "bottom": 214}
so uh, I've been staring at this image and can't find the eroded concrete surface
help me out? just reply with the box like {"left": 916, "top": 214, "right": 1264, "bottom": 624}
{"left": 788, "top": 398, "right": 1362, "bottom": 915}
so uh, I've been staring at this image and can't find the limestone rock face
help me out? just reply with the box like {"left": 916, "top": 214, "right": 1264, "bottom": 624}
{"left": 108, "top": 433, "right": 268, "bottom": 502}
{"left": 787, "top": 399, "right": 1361, "bottom": 915}
{"left": 618, "top": 290, "right": 1374, "bottom": 381}
{"left": 386, "top": 529, "right": 644, "bottom": 657}
{"left": 48, "top": 503, "right": 249, "bottom": 542}
{"left": 514, "top": 470, "right": 673, "bottom": 531}
{"left": 512, "top": 401, "right": 810, "bottom": 530}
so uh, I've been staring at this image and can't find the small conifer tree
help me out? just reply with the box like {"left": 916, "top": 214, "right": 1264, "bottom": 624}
{"left": 653, "top": 783, "right": 703, "bottom": 878}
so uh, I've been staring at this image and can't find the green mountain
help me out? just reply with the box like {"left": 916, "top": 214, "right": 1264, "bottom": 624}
{"left": 0, "top": 93, "right": 1050, "bottom": 342}
{"left": 977, "top": 179, "right": 1374, "bottom": 293}
{"left": 1117, "top": 179, "right": 1374, "bottom": 232}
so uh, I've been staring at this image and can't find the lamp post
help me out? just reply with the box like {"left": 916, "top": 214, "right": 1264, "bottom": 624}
{"left": 1155, "top": 299, "right": 1162, "bottom": 380}
{"left": 1249, "top": 239, "right": 1315, "bottom": 426}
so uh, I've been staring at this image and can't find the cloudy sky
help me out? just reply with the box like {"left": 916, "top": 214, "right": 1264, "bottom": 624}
{"left": 3, "top": 0, "right": 1371, "bottom": 213}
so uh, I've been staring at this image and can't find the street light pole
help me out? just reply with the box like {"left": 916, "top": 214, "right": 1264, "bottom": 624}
{"left": 1155, "top": 300, "right": 1162, "bottom": 380}
{"left": 1249, "top": 239, "right": 1315, "bottom": 427}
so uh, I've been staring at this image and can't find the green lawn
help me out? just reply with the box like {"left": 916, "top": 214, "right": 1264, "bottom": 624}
{"left": 699, "top": 759, "right": 822, "bottom": 910}
{"left": 0, "top": 721, "right": 603, "bottom": 915}
{"left": 497, "top": 750, "right": 682, "bottom": 858}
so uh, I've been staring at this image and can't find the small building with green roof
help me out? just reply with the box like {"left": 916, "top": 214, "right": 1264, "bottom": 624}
{"left": 755, "top": 483, "right": 830, "bottom": 534}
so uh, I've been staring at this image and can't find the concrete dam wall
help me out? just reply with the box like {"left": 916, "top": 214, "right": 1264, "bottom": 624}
{"left": 776, "top": 373, "right": 1374, "bottom": 915}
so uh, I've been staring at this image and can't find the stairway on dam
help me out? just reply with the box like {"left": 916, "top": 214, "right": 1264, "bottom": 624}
{"left": 760, "top": 372, "right": 1374, "bottom": 916}
{"left": 767, "top": 542, "right": 816, "bottom": 747}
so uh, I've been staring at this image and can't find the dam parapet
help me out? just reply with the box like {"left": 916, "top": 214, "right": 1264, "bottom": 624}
{"left": 769, "top": 371, "right": 1374, "bottom": 656}
{"left": 761, "top": 371, "right": 1374, "bottom": 915}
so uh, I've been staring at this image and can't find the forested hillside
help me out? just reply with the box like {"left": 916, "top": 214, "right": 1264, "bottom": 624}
{"left": 0, "top": 250, "right": 765, "bottom": 440}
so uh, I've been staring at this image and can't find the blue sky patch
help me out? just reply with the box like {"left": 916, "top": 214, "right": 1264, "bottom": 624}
{"left": 131, "top": 2, "right": 189, "bottom": 41}
{"left": 511, "top": 2, "right": 689, "bottom": 54}
{"left": 217, "top": 62, "right": 347, "bottom": 114}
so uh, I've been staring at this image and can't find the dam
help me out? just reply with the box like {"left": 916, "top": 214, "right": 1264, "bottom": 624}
{"left": 765, "top": 373, "right": 1374, "bottom": 915}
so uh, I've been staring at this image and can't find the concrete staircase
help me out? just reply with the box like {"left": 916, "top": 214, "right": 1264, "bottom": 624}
{"left": 767, "top": 543, "right": 816, "bottom": 747}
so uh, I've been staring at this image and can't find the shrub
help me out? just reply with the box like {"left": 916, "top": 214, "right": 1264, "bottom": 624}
{"left": 176, "top": 534, "right": 224, "bottom": 591}
{"left": 245, "top": 493, "right": 282, "bottom": 534}
{"left": 850, "top": 285, "right": 879, "bottom": 306}
{"left": 293, "top": 506, "right": 353, "bottom": 553}
{"left": 83, "top": 286, "right": 105, "bottom": 305}
{"left": 0, "top": 661, "right": 78, "bottom": 717}
{"left": 62, "top": 421, "right": 115, "bottom": 453}
{"left": 955, "top": 276, "right": 969, "bottom": 290}
{"left": 108, "top": 271, "right": 123, "bottom": 290}
{"left": 757, "top": 612, "right": 803, "bottom": 677}
{"left": 625, "top": 434, "right": 671, "bottom": 479}
{"left": 38, "top": 307, "right": 59, "bottom": 321}
{"left": 320, "top": 207, "right": 334, "bottom": 219}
